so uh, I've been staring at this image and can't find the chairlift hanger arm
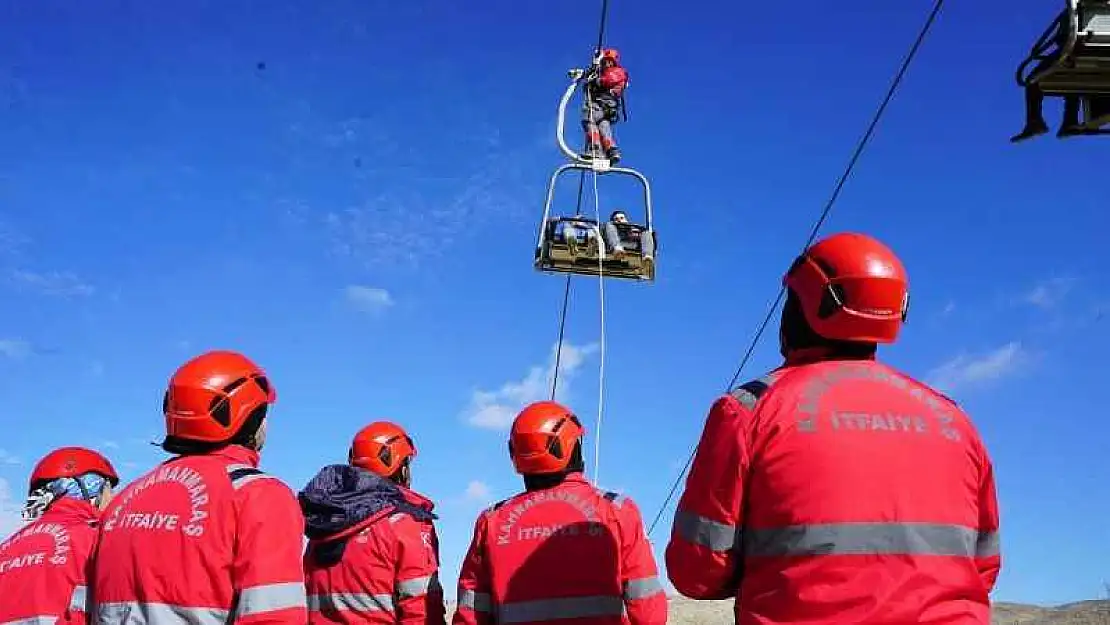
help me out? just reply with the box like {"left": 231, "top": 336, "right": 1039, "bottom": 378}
{"left": 557, "top": 71, "right": 591, "bottom": 164}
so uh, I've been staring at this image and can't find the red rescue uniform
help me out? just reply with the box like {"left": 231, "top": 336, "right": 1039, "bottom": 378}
{"left": 454, "top": 473, "right": 666, "bottom": 625}
{"left": 93, "top": 445, "right": 307, "bottom": 624}
{"left": 666, "top": 355, "right": 1001, "bottom": 624}
{"left": 596, "top": 65, "right": 628, "bottom": 97}
{"left": 304, "top": 488, "right": 446, "bottom": 625}
{"left": 0, "top": 498, "right": 99, "bottom": 625}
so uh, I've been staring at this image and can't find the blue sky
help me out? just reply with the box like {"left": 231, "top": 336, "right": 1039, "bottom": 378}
{"left": 1, "top": 0, "right": 1107, "bottom": 608}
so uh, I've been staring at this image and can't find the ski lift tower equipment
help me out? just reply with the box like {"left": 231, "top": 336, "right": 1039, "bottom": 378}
{"left": 1017, "top": 0, "right": 1110, "bottom": 133}
{"left": 534, "top": 68, "right": 657, "bottom": 282}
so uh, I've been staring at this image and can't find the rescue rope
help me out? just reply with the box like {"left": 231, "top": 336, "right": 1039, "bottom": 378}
{"left": 550, "top": 0, "right": 613, "bottom": 403}
{"left": 590, "top": 170, "right": 607, "bottom": 487}
{"left": 549, "top": 173, "right": 587, "bottom": 401}
{"left": 549, "top": 0, "right": 613, "bottom": 485}
{"left": 645, "top": 0, "right": 948, "bottom": 538}
{"left": 595, "top": 0, "right": 610, "bottom": 54}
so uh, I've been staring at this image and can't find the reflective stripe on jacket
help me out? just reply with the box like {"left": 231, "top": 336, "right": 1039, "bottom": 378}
{"left": 454, "top": 474, "right": 666, "bottom": 625}
{"left": 0, "top": 498, "right": 100, "bottom": 625}
{"left": 93, "top": 445, "right": 307, "bottom": 624}
{"left": 666, "top": 355, "right": 1001, "bottom": 624}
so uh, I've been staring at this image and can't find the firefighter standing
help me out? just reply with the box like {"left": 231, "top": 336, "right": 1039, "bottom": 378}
{"left": 454, "top": 400, "right": 667, "bottom": 625}
{"left": 665, "top": 232, "right": 1002, "bottom": 624}
{"left": 581, "top": 48, "right": 629, "bottom": 163}
{"left": 92, "top": 350, "right": 308, "bottom": 624}
{"left": 301, "top": 421, "right": 446, "bottom": 625}
{"left": 0, "top": 447, "right": 119, "bottom": 625}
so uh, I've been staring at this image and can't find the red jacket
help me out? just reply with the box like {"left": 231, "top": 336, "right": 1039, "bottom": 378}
{"left": 597, "top": 66, "right": 628, "bottom": 96}
{"left": 304, "top": 485, "right": 446, "bottom": 625}
{"left": 454, "top": 473, "right": 666, "bottom": 625}
{"left": 666, "top": 354, "right": 1002, "bottom": 625}
{"left": 92, "top": 445, "right": 308, "bottom": 624}
{"left": 0, "top": 498, "right": 99, "bottom": 625}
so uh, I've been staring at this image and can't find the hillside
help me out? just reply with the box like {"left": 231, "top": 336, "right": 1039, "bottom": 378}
{"left": 444, "top": 598, "right": 1110, "bottom": 624}
{"left": 991, "top": 600, "right": 1110, "bottom": 625}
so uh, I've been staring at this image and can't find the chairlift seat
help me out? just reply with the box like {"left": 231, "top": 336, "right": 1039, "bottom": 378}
{"left": 536, "top": 215, "right": 655, "bottom": 281}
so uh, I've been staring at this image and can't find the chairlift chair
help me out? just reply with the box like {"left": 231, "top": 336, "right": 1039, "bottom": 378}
{"left": 532, "top": 69, "right": 658, "bottom": 282}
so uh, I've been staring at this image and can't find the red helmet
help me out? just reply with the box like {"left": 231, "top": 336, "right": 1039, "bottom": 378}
{"left": 349, "top": 421, "right": 416, "bottom": 477}
{"left": 162, "top": 350, "right": 276, "bottom": 445}
{"left": 29, "top": 447, "right": 118, "bottom": 493}
{"left": 601, "top": 48, "right": 620, "bottom": 64}
{"left": 508, "top": 401, "right": 584, "bottom": 475}
{"left": 784, "top": 232, "right": 909, "bottom": 344}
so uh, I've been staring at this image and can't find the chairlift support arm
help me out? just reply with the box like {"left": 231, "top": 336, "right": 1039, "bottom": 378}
{"left": 557, "top": 70, "right": 593, "bottom": 164}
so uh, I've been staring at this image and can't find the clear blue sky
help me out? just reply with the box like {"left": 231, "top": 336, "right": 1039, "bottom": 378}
{"left": 0, "top": 0, "right": 1106, "bottom": 608}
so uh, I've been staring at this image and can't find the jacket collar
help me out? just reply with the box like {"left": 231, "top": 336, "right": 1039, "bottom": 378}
{"left": 398, "top": 484, "right": 436, "bottom": 513}
{"left": 202, "top": 444, "right": 261, "bottom": 467}
{"left": 43, "top": 497, "right": 100, "bottom": 525}
{"left": 562, "top": 472, "right": 589, "bottom": 485}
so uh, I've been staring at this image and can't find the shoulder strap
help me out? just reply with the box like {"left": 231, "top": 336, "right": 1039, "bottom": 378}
{"left": 728, "top": 373, "right": 776, "bottom": 411}
{"left": 484, "top": 499, "right": 509, "bottom": 515}
{"left": 933, "top": 388, "right": 960, "bottom": 408}
{"left": 602, "top": 491, "right": 626, "bottom": 508}
{"left": 225, "top": 463, "right": 272, "bottom": 491}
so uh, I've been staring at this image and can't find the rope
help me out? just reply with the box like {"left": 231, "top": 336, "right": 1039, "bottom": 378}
{"left": 549, "top": 0, "right": 613, "bottom": 401}
{"left": 590, "top": 170, "right": 607, "bottom": 486}
{"left": 549, "top": 173, "right": 587, "bottom": 400}
{"left": 646, "top": 0, "right": 948, "bottom": 537}
{"left": 595, "top": 0, "right": 611, "bottom": 53}
{"left": 549, "top": 276, "right": 573, "bottom": 400}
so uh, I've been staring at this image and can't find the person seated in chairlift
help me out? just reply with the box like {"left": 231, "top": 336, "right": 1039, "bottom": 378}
{"left": 556, "top": 219, "right": 593, "bottom": 257}
{"left": 557, "top": 215, "right": 619, "bottom": 259}
{"left": 605, "top": 209, "right": 658, "bottom": 262}
{"left": 603, "top": 210, "right": 634, "bottom": 258}
{"left": 556, "top": 210, "right": 650, "bottom": 262}
{"left": 1012, "top": 81, "right": 1083, "bottom": 142}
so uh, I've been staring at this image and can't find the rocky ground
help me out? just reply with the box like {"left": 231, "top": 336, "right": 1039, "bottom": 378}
{"left": 444, "top": 598, "right": 1110, "bottom": 624}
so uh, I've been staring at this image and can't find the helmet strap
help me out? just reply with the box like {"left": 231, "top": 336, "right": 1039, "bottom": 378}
{"left": 75, "top": 477, "right": 91, "bottom": 501}
{"left": 228, "top": 406, "right": 268, "bottom": 451}
{"left": 390, "top": 459, "right": 412, "bottom": 488}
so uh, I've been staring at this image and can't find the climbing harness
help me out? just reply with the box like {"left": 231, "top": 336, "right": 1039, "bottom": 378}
{"left": 645, "top": 0, "right": 948, "bottom": 537}
{"left": 1015, "top": 0, "right": 1110, "bottom": 136}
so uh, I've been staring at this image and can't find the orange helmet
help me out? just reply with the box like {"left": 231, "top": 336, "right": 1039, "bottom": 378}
{"left": 601, "top": 48, "right": 620, "bottom": 64}
{"left": 784, "top": 232, "right": 909, "bottom": 344}
{"left": 162, "top": 350, "right": 276, "bottom": 445}
{"left": 508, "top": 401, "right": 584, "bottom": 475}
{"left": 349, "top": 421, "right": 417, "bottom": 477}
{"left": 29, "top": 446, "right": 118, "bottom": 493}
